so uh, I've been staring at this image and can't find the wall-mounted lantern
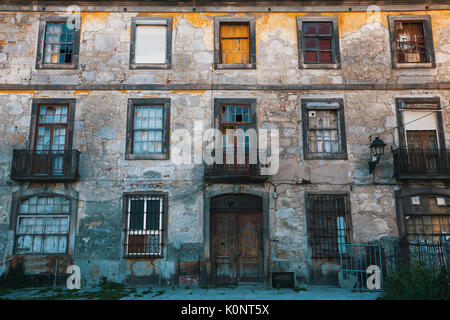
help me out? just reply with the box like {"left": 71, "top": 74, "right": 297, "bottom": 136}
{"left": 368, "top": 137, "right": 386, "bottom": 174}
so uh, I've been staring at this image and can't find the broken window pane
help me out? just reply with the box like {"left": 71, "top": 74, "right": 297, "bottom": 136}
{"left": 43, "top": 22, "right": 74, "bottom": 64}
{"left": 395, "top": 21, "right": 427, "bottom": 63}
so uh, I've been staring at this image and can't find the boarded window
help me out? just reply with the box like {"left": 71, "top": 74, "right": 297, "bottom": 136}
{"left": 15, "top": 196, "right": 71, "bottom": 254}
{"left": 132, "top": 105, "right": 164, "bottom": 154}
{"left": 395, "top": 21, "right": 427, "bottom": 63}
{"left": 302, "top": 22, "right": 334, "bottom": 64}
{"left": 135, "top": 25, "right": 167, "bottom": 64}
{"left": 220, "top": 23, "right": 250, "bottom": 64}
{"left": 307, "top": 195, "right": 351, "bottom": 258}
{"left": 124, "top": 195, "right": 164, "bottom": 256}
{"left": 43, "top": 22, "right": 75, "bottom": 64}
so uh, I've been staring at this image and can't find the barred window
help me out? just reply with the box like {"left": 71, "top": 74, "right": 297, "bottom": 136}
{"left": 15, "top": 195, "right": 71, "bottom": 254}
{"left": 307, "top": 194, "right": 352, "bottom": 258}
{"left": 124, "top": 195, "right": 165, "bottom": 257}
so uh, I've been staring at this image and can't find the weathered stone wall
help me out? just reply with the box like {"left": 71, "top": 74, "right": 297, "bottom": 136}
{"left": 0, "top": 11, "right": 449, "bottom": 85}
{"left": 0, "top": 7, "right": 449, "bottom": 286}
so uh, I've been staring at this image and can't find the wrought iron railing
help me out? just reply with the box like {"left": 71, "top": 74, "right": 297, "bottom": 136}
{"left": 392, "top": 148, "right": 450, "bottom": 176}
{"left": 11, "top": 149, "right": 81, "bottom": 181}
{"left": 204, "top": 151, "right": 267, "bottom": 182}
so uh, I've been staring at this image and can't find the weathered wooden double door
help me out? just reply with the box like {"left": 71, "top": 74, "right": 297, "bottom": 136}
{"left": 210, "top": 194, "right": 263, "bottom": 284}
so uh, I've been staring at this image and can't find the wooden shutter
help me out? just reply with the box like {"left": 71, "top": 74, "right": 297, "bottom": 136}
{"left": 220, "top": 23, "right": 249, "bottom": 64}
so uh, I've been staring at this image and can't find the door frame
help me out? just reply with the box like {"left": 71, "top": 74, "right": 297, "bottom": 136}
{"left": 203, "top": 186, "right": 270, "bottom": 285}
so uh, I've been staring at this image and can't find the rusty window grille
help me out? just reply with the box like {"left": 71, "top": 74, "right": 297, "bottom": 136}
{"left": 43, "top": 22, "right": 75, "bottom": 64}
{"left": 302, "top": 22, "right": 335, "bottom": 64}
{"left": 15, "top": 196, "right": 71, "bottom": 254}
{"left": 124, "top": 195, "right": 164, "bottom": 257}
{"left": 394, "top": 21, "right": 427, "bottom": 63}
{"left": 307, "top": 195, "right": 352, "bottom": 258}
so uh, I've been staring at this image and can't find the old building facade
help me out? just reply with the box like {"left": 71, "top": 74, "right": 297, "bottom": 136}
{"left": 0, "top": 0, "right": 449, "bottom": 287}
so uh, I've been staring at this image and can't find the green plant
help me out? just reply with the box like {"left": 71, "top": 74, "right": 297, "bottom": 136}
{"left": 0, "top": 261, "right": 29, "bottom": 289}
{"left": 379, "top": 261, "right": 449, "bottom": 300}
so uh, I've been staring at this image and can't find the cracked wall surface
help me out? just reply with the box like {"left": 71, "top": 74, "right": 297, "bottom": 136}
{"left": 0, "top": 7, "right": 449, "bottom": 286}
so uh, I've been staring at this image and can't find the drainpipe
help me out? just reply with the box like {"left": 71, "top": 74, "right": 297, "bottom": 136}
{"left": 53, "top": 259, "right": 58, "bottom": 289}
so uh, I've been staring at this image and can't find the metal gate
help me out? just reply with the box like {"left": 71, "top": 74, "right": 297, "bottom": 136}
{"left": 339, "top": 243, "right": 384, "bottom": 291}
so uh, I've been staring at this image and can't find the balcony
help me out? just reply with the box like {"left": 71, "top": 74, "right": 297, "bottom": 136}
{"left": 11, "top": 150, "right": 81, "bottom": 182}
{"left": 392, "top": 148, "right": 450, "bottom": 180}
{"left": 204, "top": 152, "right": 268, "bottom": 183}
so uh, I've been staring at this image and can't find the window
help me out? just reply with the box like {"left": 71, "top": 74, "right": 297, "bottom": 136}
{"left": 404, "top": 195, "right": 450, "bottom": 243}
{"left": 123, "top": 193, "right": 167, "bottom": 257}
{"left": 28, "top": 99, "right": 76, "bottom": 176}
{"left": 296, "top": 17, "right": 340, "bottom": 69}
{"left": 214, "top": 98, "right": 257, "bottom": 162}
{"left": 301, "top": 99, "right": 347, "bottom": 160}
{"left": 395, "top": 98, "right": 446, "bottom": 175}
{"left": 388, "top": 15, "right": 435, "bottom": 68}
{"left": 14, "top": 195, "right": 71, "bottom": 254}
{"left": 307, "top": 194, "right": 352, "bottom": 258}
{"left": 36, "top": 16, "right": 81, "bottom": 69}
{"left": 126, "top": 98, "right": 170, "bottom": 160}
{"left": 214, "top": 17, "right": 256, "bottom": 69}
{"left": 130, "top": 17, "right": 172, "bottom": 69}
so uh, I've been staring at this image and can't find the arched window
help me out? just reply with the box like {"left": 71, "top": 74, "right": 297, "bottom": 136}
{"left": 15, "top": 195, "right": 71, "bottom": 254}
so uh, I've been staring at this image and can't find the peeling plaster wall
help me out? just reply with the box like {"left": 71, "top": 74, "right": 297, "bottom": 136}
{"left": 0, "top": 8, "right": 449, "bottom": 285}
{"left": 0, "top": 11, "right": 449, "bottom": 85}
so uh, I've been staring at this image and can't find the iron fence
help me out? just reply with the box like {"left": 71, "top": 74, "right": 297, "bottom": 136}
{"left": 408, "top": 239, "right": 447, "bottom": 270}
{"left": 339, "top": 243, "right": 384, "bottom": 291}
{"left": 11, "top": 149, "right": 81, "bottom": 181}
{"left": 392, "top": 148, "right": 450, "bottom": 176}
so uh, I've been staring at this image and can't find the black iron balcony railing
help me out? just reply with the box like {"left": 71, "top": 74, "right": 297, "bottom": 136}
{"left": 204, "top": 151, "right": 268, "bottom": 183}
{"left": 392, "top": 148, "right": 450, "bottom": 179}
{"left": 11, "top": 149, "right": 81, "bottom": 182}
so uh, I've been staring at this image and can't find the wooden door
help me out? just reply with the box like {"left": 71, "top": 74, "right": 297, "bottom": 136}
{"left": 211, "top": 211, "right": 263, "bottom": 283}
{"left": 33, "top": 105, "right": 69, "bottom": 175}
{"left": 406, "top": 130, "right": 438, "bottom": 172}
{"left": 211, "top": 212, "right": 237, "bottom": 284}
{"left": 236, "top": 212, "right": 263, "bottom": 281}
